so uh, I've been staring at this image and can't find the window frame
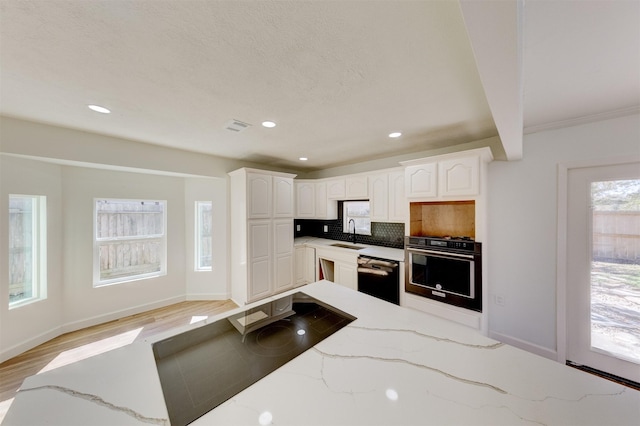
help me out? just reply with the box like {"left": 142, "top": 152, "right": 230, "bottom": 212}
{"left": 342, "top": 200, "right": 371, "bottom": 236}
{"left": 8, "top": 194, "right": 47, "bottom": 309}
{"left": 93, "top": 198, "right": 167, "bottom": 287}
{"left": 194, "top": 200, "right": 212, "bottom": 271}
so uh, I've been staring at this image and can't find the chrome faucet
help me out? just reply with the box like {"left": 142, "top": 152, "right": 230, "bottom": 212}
{"left": 348, "top": 218, "right": 356, "bottom": 244}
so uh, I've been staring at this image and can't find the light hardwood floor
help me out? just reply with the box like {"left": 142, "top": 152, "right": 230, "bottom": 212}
{"left": 0, "top": 300, "right": 237, "bottom": 406}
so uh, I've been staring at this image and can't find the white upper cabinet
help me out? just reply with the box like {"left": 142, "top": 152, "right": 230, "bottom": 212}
{"left": 438, "top": 156, "right": 479, "bottom": 197}
{"left": 345, "top": 176, "right": 368, "bottom": 199}
{"left": 295, "top": 180, "right": 315, "bottom": 218}
{"left": 295, "top": 180, "right": 338, "bottom": 219}
{"left": 388, "top": 170, "right": 407, "bottom": 222}
{"left": 369, "top": 170, "right": 406, "bottom": 223}
{"left": 326, "top": 178, "right": 346, "bottom": 199}
{"left": 247, "top": 172, "right": 272, "bottom": 218}
{"left": 369, "top": 173, "right": 389, "bottom": 222}
{"left": 404, "top": 162, "right": 437, "bottom": 198}
{"left": 273, "top": 176, "right": 294, "bottom": 217}
{"left": 401, "top": 148, "right": 492, "bottom": 200}
{"left": 314, "top": 182, "right": 338, "bottom": 219}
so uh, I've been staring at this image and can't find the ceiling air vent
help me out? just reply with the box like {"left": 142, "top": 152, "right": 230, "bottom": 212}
{"left": 224, "top": 119, "right": 251, "bottom": 133}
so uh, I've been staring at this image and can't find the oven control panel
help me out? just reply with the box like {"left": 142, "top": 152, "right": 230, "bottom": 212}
{"left": 405, "top": 236, "right": 479, "bottom": 253}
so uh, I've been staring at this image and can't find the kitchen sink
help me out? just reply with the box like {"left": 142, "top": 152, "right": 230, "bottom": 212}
{"left": 330, "top": 243, "right": 365, "bottom": 250}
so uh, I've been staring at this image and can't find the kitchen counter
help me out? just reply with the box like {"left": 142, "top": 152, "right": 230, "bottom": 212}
{"left": 4, "top": 280, "right": 639, "bottom": 425}
{"left": 295, "top": 237, "right": 405, "bottom": 262}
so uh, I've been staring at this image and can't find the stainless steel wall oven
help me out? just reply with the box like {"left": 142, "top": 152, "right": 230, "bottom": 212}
{"left": 405, "top": 236, "right": 482, "bottom": 312}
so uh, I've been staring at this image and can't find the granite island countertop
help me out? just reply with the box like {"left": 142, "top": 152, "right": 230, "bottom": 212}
{"left": 4, "top": 280, "right": 639, "bottom": 425}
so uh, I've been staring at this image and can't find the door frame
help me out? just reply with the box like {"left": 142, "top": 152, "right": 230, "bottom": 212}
{"left": 556, "top": 154, "right": 640, "bottom": 364}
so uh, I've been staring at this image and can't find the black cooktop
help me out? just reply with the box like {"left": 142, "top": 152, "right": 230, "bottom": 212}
{"left": 152, "top": 292, "right": 356, "bottom": 426}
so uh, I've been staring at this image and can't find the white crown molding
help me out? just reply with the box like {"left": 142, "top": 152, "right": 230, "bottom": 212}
{"left": 524, "top": 106, "right": 640, "bottom": 135}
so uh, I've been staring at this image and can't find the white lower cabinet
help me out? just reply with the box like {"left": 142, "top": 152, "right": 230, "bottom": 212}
{"left": 273, "top": 219, "right": 294, "bottom": 293}
{"left": 315, "top": 247, "right": 359, "bottom": 291}
{"left": 247, "top": 220, "right": 272, "bottom": 301}
{"left": 295, "top": 245, "right": 316, "bottom": 286}
{"left": 335, "top": 262, "right": 357, "bottom": 290}
{"left": 247, "top": 219, "right": 293, "bottom": 300}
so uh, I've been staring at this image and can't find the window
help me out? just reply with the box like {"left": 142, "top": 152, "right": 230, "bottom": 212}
{"left": 343, "top": 201, "right": 371, "bottom": 235}
{"left": 94, "top": 199, "right": 166, "bottom": 286}
{"left": 8, "top": 195, "right": 47, "bottom": 308}
{"left": 195, "top": 201, "right": 212, "bottom": 271}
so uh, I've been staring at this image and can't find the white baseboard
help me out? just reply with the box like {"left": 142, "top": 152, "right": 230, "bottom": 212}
{"left": 0, "top": 326, "right": 62, "bottom": 363}
{"left": 185, "top": 292, "right": 230, "bottom": 301}
{"left": 61, "top": 295, "right": 186, "bottom": 334}
{"left": 489, "top": 330, "right": 558, "bottom": 361}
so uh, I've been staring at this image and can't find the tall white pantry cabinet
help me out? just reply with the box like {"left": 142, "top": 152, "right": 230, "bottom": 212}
{"left": 229, "top": 168, "right": 297, "bottom": 305}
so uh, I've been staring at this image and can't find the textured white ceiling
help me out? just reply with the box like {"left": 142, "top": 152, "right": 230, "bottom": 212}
{"left": 0, "top": 1, "right": 638, "bottom": 171}
{"left": 523, "top": 0, "right": 640, "bottom": 131}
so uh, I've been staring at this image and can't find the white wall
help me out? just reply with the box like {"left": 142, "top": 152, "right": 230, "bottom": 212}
{"left": 0, "top": 117, "right": 281, "bottom": 361}
{"left": 61, "top": 167, "right": 188, "bottom": 329}
{"left": 487, "top": 113, "right": 640, "bottom": 358}
{"left": 0, "top": 160, "right": 233, "bottom": 361}
{"left": 0, "top": 157, "right": 64, "bottom": 360}
{"left": 184, "top": 177, "right": 229, "bottom": 299}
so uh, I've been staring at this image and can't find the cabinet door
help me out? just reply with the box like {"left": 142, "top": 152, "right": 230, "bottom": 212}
{"left": 248, "top": 173, "right": 272, "bottom": 219}
{"left": 315, "top": 182, "right": 338, "bottom": 219}
{"left": 304, "top": 247, "right": 316, "bottom": 284}
{"left": 273, "top": 176, "right": 294, "bottom": 217}
{"left": 438, "top": 156, "right": 479, "bottom": 196}
{"left": 388, "top": 171, "right": 407, "bottom": 222}
{"left": 295, "top": 181, "right": 315, "bottom": 218}
{"left": 248, "top": 220, "right": 272, "bottom": 301}
{"left": 273, "top": 219, "right": 294, "bottom": 293}
{"left": 369, "top": 173, "right": 389, "bottom": 222}
{"left": 295, "top": 246, "right": 305, "bottom": 285}
{"left": 346, "top": 176, "right": 368, "bottom": 198}
{"left": 335, "top": 262, "right": 358, "bottom": 291}
{"left": 405, "top": 163, "right": 437, "bottom": 198}
{"left": 326, "top": 178, "right": 346, "bottom": 199}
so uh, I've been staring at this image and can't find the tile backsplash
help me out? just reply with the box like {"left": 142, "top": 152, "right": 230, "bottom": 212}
{"left": 294, "top": 202, "right": 405, "bottom": 249}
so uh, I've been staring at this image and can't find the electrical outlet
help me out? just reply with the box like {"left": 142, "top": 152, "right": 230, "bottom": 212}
{"left": 323, "top": 225, "right": 328, "bottom": 233}
{"left": 296, "top": 224, "right": 301, "bottom": 232}
{"left": 494, "top": 294, "right": 506, "bottom": 306}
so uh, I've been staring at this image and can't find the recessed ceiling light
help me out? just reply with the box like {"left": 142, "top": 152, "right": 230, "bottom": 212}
{"left": 88, "top": 105, "right": 111, "bottom": 114}
{"left": 389, "top": 132, "right": 402, "bottom": 138}
{"left": 386, "top": 388, "right": 399, "bottom": 401}
{"left": 262, "top": 121, "right": 276, "bottom": 128}
{"left": 258, "top": 411, "right": 273, "bottom": 426}
{"left": 299, "top": 157, "right": 308, "bottom": 161}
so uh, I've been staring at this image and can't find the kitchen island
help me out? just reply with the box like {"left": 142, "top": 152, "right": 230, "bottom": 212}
{"left": 4, "top": 280, "right": 639, "bottom": 425}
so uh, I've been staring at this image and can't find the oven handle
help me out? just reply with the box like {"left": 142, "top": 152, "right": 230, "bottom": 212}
{"left": 406, "top": 248, "right": 474, "bottom": 260}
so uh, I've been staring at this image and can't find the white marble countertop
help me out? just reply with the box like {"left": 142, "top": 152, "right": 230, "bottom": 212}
{"left": 295, "top": 237, "right": 405, "bottom": 262}
{"left": 4, "top": 280, "right": 639, "bottom": 425}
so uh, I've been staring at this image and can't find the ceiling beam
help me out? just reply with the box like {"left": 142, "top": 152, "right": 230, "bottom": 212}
{"left": 459, "top": 0, "right": 524, "bottom": 160}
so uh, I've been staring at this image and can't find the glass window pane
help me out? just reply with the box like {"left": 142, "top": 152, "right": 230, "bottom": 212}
{"left": 343, "top": 201, "right": 371, "bottom": 235}
{"left": 196, "top": 201, "right": 212, "bottom": 271}
{"left": 96, "top": 200, "right": 164, "bottom": 240}
{"left": 95, "top": 199, "right": 166, "bottom": 286}
{"left": 590, "top": 179, "right": 640, "bottom": 364}
{"left": 9, "top": 195, "right": 46, "bottom": 307}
